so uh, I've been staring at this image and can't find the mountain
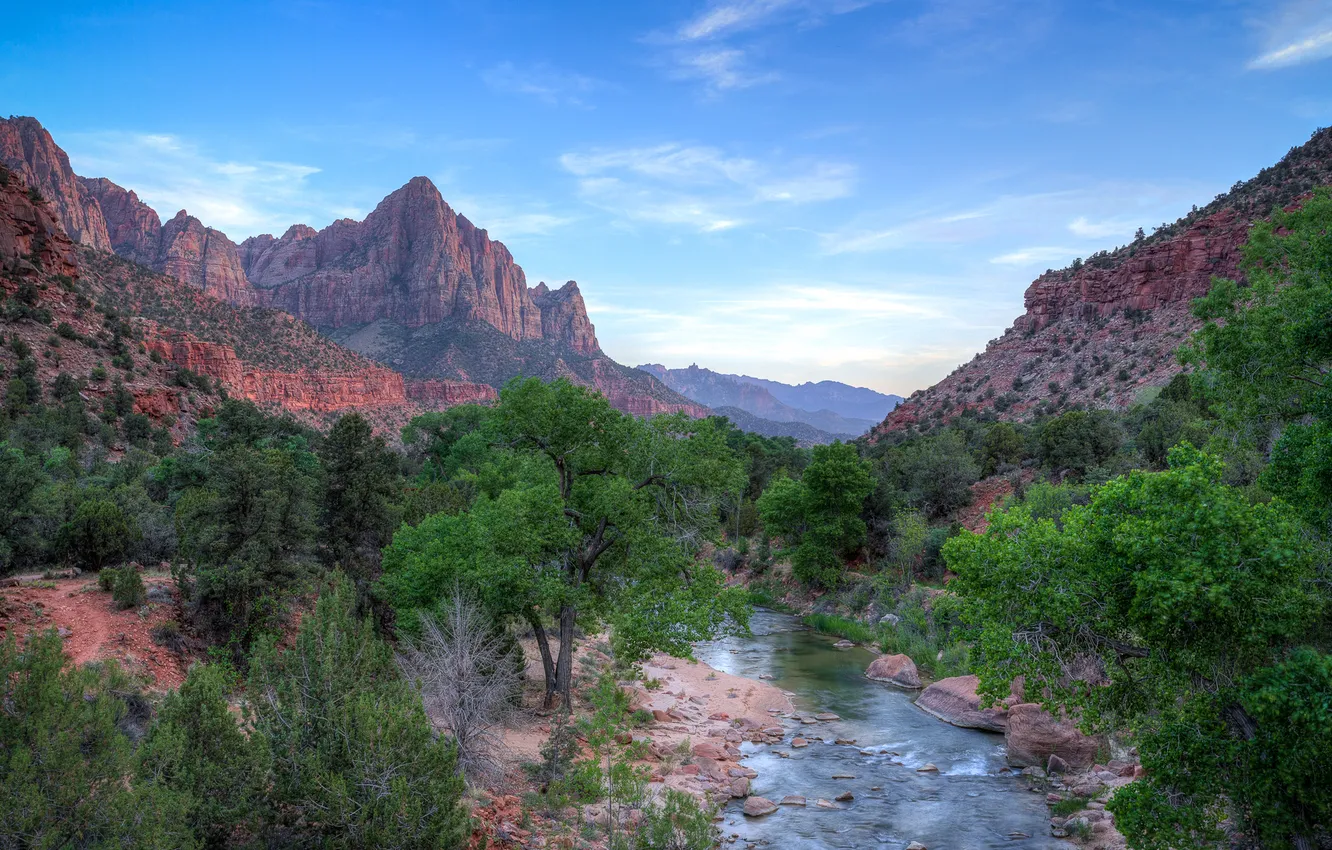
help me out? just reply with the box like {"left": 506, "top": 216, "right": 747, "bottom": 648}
{"left": 710, "top": 406, "right": 846, "bottom": 446}
{"left": 0, "top": 116, "right": 703, "bottom": 420}
{"left": 637, "top": 363, "right": 890, "bottom": 436}
{"left": 728, "top": 374, "right": 902, "bottom": 422}
{"left": 0, "top": 158, "right": 495, "bottom": 441}
{"left": 874, "top": 125, "right": 1332, "bottom": 437}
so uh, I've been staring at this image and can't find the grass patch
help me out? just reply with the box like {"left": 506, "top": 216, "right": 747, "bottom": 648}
{"left": 1050, "top": 796, "right": 1092, "bottom": 817}
{"left": 804, "top": 613, "right": 877, "bottom": 644}
{"left": 746, "top": 578, "right": 796, "bottom": 613}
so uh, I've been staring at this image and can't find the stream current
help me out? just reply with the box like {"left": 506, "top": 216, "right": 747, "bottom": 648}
{"left": 692, "top": 610, "right": 1065, "bottom": 850}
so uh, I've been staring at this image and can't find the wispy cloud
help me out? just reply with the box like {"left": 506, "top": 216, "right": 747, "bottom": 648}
{"left": 447, "top": 192, "right": 575, "bottom": 243}
{"left": 65, "top": 131, "right": 338, "bottom": 238}
{"left": 821, "top": 181, "right": 1211, "bottom": 256}
{"left": 655, "top": 0, "right": 874, "bottom": 93}
{"left": 1248, "top": 0, "right": 1332, "bottom": 70}
{"left": 481, "top": 62, "right": 603, "bottom": 107}
{"left": 560, "top": 143, "right": 854, "bottom": 231}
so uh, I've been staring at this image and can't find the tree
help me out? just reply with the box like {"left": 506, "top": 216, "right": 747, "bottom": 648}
{"left": 382, "top": 378, "right": 748, "bottom": 708}
{"left": 247, "top": 576, "right": 470, "bottom": 849}
{"left": 58, "top": 496, "right": 139, "bottom": 569}
{"left": 0, "top": 442, "right": 43, "bottom": 573}
{"left": 396, "top": 595, "right": 522, "bottom": 786}
{"left": 884, "top": 430, "right": 978, "bottom": 519}
{"left": 979, "top": 422, "right": 1024, "bottom": 476}
{"left": 757, "top": 442, "right": 873, "bottom": 588}
{"left": 1037, "top": 409, "right": 1122, "bottom": 477}
{"left": 320, "top": 412, "right": 401, "bottom": 579}
{"left": 136, "top": 663, "right": 270, "bottom": 848}
{"left": 0, "top": 630, "right": 193, "bottom": 849}
{"left": 945, "top": 446, "right": 1325, "bottom": 849}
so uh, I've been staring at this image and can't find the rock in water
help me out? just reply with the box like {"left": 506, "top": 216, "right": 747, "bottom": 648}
{"left": 915, "top": 674, "right": 1018, "bottom": 731}
{"left": 1005, "top": 704, "right": 1099, "bottom": 769}
{"left": 743, "top": 797, "right": 778, "bottom": 817}
{"left": 865, "top": 654, "right": 922, "bottom": 689}
{"left": 779, "top": 795, "right": 807, "bottom": 806}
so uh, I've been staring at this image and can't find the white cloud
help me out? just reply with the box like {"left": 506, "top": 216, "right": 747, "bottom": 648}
{"left": 559, "top": 143, "right": 855, "bottom": 231}
{"left": 481, "top": 62, "right": 603, "bottom": 106}
{"left": 1249, "top": 1, "right": 1332, "bottom": 69}
{"left": 821, "top": 181, "right": 1210, "bottom": 256}
{"left": 655, "top": 0, "right": 874, "bottom": 93}
{"left": 65, "top": 130, "right": 333, "bottom": 238}
{"left": 990, "top": 246, "right": 1080, "bottom": 266}
{"left": 447, "top": 193, "right": 575, "bottom": 242}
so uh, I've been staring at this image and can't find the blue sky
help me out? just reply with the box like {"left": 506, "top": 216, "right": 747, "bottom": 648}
{"left": 4, "top": 1, "right": 1331, "bottom": 394}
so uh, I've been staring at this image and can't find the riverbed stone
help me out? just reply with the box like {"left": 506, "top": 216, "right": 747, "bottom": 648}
{"left": 743, "top": 797, "right": 778, "bottom": 817}
{"left": 780, "top": 795, "right": 807, "bottom": 806}
{"left": 865, "top": 654, "right": 922, "bottom": 689}
{"left": 834, "top": 791, "right": 854, "bottom": 802}
{"left": 916, "top": 763, "right": 939, "bottom": 773}
{"left": 914, "top": 675, "right": 1016, "bottom": 731}
{"left": 791, "top": 737, "right": 808, "bottom": 748}
{"left": 1005, "top": 704, "right": 1099, "bottom": 769}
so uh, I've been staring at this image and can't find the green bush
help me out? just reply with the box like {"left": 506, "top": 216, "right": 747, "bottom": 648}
{"left": 804, "top": 613, "right": 876, "bottom": 644}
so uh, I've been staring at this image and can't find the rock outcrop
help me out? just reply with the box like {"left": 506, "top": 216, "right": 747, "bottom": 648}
{"left": 158, "top": 211, "right": 256, "bottom": 306}
{"left": 1004, "top": 703, "right": 1100, "bottom": 769}
{"left": 0, "top": 117, "right": 110, "bottom": 250}
{"left": 875, "top": 126, "right": 1332, "bottom": 435}
{"left": 78, "top": 176, "right": 162, "bottom": 267}
{"left": 406, "top": 379, "right": 498, "bottom": 406}
{"left": 865, "top": 654, "right": 922, "bottom": 689}
{"left": 0, "top": 165, "right": 79, "bottom": 280}
{"left": 915, "top": 675, "right": 1015, "bottom": 732}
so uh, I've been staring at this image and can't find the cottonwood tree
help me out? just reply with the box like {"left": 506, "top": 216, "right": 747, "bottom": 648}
{"left": 382, "top": 378, "right": 748, "bottom": 708}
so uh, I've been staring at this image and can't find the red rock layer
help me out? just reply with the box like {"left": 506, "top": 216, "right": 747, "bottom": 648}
{"left": 158, "top": 211, "right": 256, "bottom": 306}
{"left": 575, "top": 358, "right": 710, "bottom": 418}
{"left": 0, "top": 117, "right": 111, "bottom": 251}
{"left": 406, "top": 379, "right": 498, "bottom": 406}
{"left": 0, "top": 168, "right": 79, "bottom": 280}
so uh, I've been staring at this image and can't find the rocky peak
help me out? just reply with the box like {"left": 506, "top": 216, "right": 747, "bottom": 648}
{"left": 0, "top": 164, "right": 79, "bottom": 280}
{"left": 0, "top": 116, "right": 110, "bottom": 251}
{"left": 78, "top": 176, "right": 162, "bottom": 266}
{"left": 531, "top": 281, "right": 599, "bottom": 355}
{"left": 158, "top": 210, "right": 256, "bottom": 306}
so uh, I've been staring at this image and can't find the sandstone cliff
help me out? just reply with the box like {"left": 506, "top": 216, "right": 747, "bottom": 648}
{"left": 0, "top": 164, "right": 79, "bottom": 280}
{"left": 0, "top": 117, "right": 110, "bottom": 251}
{"left": 78, "top": 176, "right": 162, "bottom": 267}
{"left": 875, "top": 125, "right": 1332, "bottom": 436}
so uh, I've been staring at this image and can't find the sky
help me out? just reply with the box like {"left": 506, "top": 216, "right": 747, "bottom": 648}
{"left": 4, "top": 1, "right": 1331, "bottom": 395}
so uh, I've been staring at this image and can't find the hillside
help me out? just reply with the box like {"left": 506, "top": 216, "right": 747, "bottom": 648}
{"left": 875, "top": 125, "right": 1332, "bottom": 437}
{"left": 0, "top": 116, "right": 701, "bottom": 419}
{"left": 638, "top": 363, "right": 882, "bottom": 435}
{"left": 710, "top": 406, "right": 846, "bottom": 445}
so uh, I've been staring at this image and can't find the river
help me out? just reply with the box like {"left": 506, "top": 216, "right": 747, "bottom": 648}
{"left": 692, "top": 610, "right": 1065, "bottom": 849}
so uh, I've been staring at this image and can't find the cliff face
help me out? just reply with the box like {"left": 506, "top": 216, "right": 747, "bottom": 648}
{"left": 0, "top": 117, "right": 111, "bottom": 251}
{"left": 238, "top": 177, "right": 598, "bottom": 352}
{"left": 875, "top": 126, "right": 1332, "bottom": 436}
{"left": 158, "top": 211, "right": 256, "bottom": 306}
{"left": 0, "top": 165, "right": 79, "bottom": 280}
{"left": 79, "top": 176, "right": 162, "bottom": 266}
{"left": 406, "top": 379, "right": 499, "bottom": 406}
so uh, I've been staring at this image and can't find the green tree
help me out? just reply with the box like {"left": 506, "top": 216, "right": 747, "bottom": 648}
{"left": 1037, "top": 409, "right": 1122, "bottom": 477}
{"left": 136, "top": 663, "right": 270, "bottom": 848}
{"left": 979, "top": 422, "right": 1024, "bottom": 476}
{"left": 945, "top": 446, "right": 1325, "bottom": 849}
{"left": 383, "top": 378, "right": 747, "bottom": 708}
{"left": 58, "top": 496, "right": 139, "bottom": 569}
{"left": 757, "top": 442, "right": 873, "bottom": 588}
{"left": 247, "top": 577, "right": 469, "bottom": 849}
{"left": 320, "top": 412, "right": 401, "bottom": 579}
{"left": 883, "top": 430, "right": 978, "bottom": 519}
{"left": 0, "top": 630, "right": 193, "bottom": 848}
{"left": 0, "top": 442, "right": 44, "bottom": 572}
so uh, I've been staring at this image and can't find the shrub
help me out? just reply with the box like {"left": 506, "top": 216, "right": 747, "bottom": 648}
{"left": 111, "top": 566, "right": 145, "bottom": 610}
{"left": 60, "top": 499, "right": 139, "bottom": 570}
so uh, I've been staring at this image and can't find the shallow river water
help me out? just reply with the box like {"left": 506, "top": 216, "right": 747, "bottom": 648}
{"left": 692, "top": 610, "right": 1065, "bottom": 850}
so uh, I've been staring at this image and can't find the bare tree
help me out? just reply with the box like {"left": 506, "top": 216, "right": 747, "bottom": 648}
{"left": 396, "top": 594, "right": 521, "bottom": 787}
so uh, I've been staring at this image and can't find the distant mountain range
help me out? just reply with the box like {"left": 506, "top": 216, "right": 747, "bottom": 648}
{"left": 709, "top": 406, "right": 847, "bottom": 446}
{"left": 637, "top": 363, "right": 901, "bottom": 440}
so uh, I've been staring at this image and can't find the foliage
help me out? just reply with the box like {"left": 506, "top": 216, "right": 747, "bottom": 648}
{"left": 247, "top": 576, "right": 470, "bottom": 849}
{"left": 947, "top": 446, "right": 1324, "bottom": 848}
{"left": 0, "top": 630, "right": 193, "bottom": 849}
{"left": 57, "top": 496, "right": 139, "bottom": 569}
{"left": 320, "top": 412, "right": 401, "bottom": 580}
{"left": 1037, "top": 409, "right": 1122, "bottom": 477}
{"left": 136, "top": 663, "right": 270, "bottom": 848}
{"left": 383, "top": 378, "right": 748, "bottom": 707}
{"left": 632, "top": 789, "right": 719, "bottom": 850}
{"left": 979, "top": 421, "right": 1024, "bottom": 475}
{"left": 804, "top": 612, "right": 876, "bottom": 644}
{"left": 109, "top": 563, "right": 146, "bottom": 610}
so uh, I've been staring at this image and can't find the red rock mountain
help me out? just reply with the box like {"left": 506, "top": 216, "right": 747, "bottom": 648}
{"left": 875, "top": 126, "right": 1332, "bottom": 437}
{"left": 0, "top": 116, "right": 702, "bottom": 419}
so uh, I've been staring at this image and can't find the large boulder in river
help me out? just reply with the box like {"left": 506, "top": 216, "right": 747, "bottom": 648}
{"left": 865, "top": 654, "right": 921, "bottom": 689}
{"left": 1004, "top": 703, "right": 1099, "bottom": 769}
{"left": 915, "top": 675, "right": 1014, "bottom": 732}
{"left": 743, "top": 796, "right": 778, "bottom": 817}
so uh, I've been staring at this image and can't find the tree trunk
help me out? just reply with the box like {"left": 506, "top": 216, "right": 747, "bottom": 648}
{"left": 528, "top": 611, "right": 558, "bottom": 710}
{"left": 554, "top": 602, "right": 576, "bottom": 709}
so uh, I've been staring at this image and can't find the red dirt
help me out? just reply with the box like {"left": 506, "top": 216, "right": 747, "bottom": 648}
{"left": 0, "top": 571, "right": 190, "bottom": 690}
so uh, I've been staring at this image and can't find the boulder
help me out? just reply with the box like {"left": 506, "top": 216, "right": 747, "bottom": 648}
{"left": 780, "top": 795, "right": 807, "bottom": 806}
{"left": 865, "top": 654, "right": 921, "bottom": 689}
{"left": 728, "top": 777, "right": 751, "bottom": 798}
{"left": 914, "top": 675, "right": 1016, "bottom": 732}
{"left": 743, "top": 797, "right": 778, "bottom": 817}
{"left": 691, "top": 742, "right": 728, "bottom": 761}
{"left": 790, "top": 737, "right": 808, "bottom": 748}
{"left": 1005, "top": 703, "right": 1099, "bottom": 769}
